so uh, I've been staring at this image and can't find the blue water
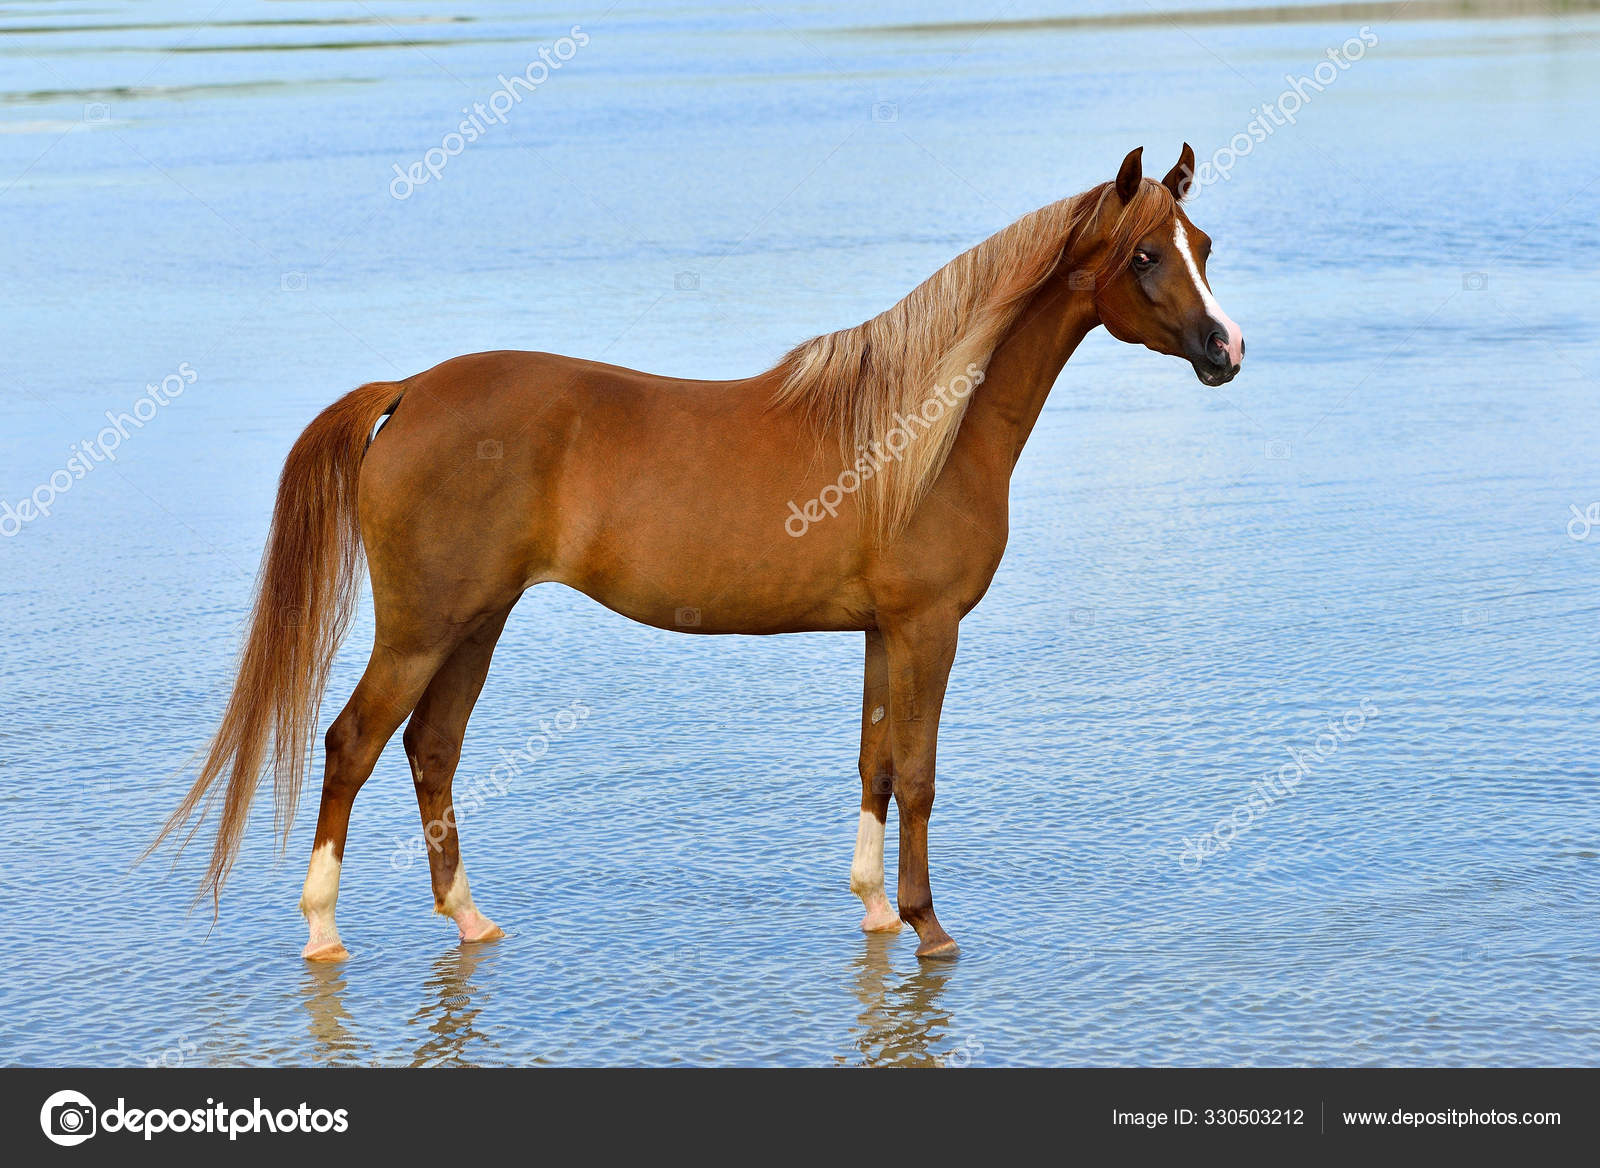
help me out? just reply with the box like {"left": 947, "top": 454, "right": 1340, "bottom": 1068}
{"left": 3, "top": 0, "right": 1599, "bottom": 1066}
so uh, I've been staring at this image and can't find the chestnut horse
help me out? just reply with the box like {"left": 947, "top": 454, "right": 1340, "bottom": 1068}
{"left": 153, "top": 145, "right": 1243, "bottom": 961}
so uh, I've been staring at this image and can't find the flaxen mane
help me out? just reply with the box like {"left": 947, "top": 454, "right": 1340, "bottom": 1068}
{"left": 775, "top": 177, "right": 1176, "bottom": 542}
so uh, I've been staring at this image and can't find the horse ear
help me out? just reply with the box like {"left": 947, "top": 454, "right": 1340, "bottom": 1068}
{"left": 1115, "top": 146, "right": 1143, "bottom": 203}
{"left": 1161, "top": 142, "right": 1197, "bottom": 201}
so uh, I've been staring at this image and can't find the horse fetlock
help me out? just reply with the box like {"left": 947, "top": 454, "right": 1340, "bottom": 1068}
{"left": 859, "top": 901, "right": 903, "bottom": 933}
{"left": 435, "top": 864, "right": 505, "bottom": 943}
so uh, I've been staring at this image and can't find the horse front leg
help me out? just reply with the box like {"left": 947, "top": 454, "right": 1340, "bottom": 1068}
{"left": 851, "top": 629, "right": 901, "bottom": 933}
{"left": 882, "top": 612, "right": 961, "bottom": 959}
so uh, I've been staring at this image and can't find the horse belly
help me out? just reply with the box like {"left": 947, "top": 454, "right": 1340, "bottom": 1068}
{"left": 553, "top": 491, "right": 869, "bottom": 634}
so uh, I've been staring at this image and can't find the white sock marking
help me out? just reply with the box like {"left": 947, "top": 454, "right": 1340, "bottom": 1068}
{"left": 440, "top": 864, "right": 477, "bottom": 918}
{"left": 299, "top": 841, "right": 342, "bottom": 945}
{"left": 849, "top": 810, "right": 887, "bottom": 901}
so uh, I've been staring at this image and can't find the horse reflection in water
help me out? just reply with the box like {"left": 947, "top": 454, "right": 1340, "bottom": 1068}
{"left": 407, "top": 947, "right": 508, "bottom": 1067}
{"left": 298, "top": 963, "right": 368, "bottom": 1065}
{"left": 838, "top": 934, "right": 962, "bottom": 1068}
{"left": 301, "top": 946, "right": 511, "bottom": 1067}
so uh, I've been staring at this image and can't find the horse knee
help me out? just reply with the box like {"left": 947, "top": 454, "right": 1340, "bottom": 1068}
{"left": 859, "top": 760, "right": 894, "bottom": 800}
{"left": 892, "top": 770, "right": 936, "bottom": 814}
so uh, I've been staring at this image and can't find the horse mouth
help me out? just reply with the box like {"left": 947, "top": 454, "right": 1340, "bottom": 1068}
{"left": 1195, "top": 362, "right": 1238, "bottom": 387}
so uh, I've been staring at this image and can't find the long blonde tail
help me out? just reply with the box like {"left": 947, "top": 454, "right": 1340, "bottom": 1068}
{"left": 145, "top": 381, "right": 401, "bottom": 909}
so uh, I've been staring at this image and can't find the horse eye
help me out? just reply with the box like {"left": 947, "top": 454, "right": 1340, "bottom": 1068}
{"left": 1132, "top": 250, "right": 1156, "bottom": 271}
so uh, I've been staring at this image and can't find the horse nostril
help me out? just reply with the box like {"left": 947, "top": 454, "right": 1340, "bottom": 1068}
{"left": 1206, "top": 330, "right": 1228, "bottom": 360}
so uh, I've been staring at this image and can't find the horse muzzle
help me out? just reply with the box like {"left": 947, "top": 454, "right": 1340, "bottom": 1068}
{"left": 1191, "top": 322, "right": 1243, "bottom": 386}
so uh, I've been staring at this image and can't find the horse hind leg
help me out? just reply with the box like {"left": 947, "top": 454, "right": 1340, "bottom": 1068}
{"left": 851, "top": 630, "right": 902, "bottom": 933}
{"left": 299, "top": 645, "right": 454, "bottom": 962}
{"left": 401, "top": 604, "right": 516, "bottom": 945}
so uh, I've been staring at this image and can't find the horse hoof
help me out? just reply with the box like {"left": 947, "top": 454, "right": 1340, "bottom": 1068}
{"left": 458, "top": 920, "right": 506, "bottom": 944}
{"left": 915, "top": 935, "right": 960, "bottom": 960}
{"left": 302, "top": 939, "right": 350, "bottom": 963}
{"left": 860, "top": 909, "right": 903, "bottom": 933}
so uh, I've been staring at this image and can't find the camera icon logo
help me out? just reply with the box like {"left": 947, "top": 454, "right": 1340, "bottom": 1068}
{"left": 674, "top": 606, "right": 701, "bottom": 627}
{"left": 1461, "top": 271, "right": 1488, "bottom": 291}
{"left": 83, "top": 103, "right": 110, "bottom": 123}
{"left": 871, "top": 101, "right": 898, "bottom": 123}
{"left": 280, "top": 272, "right": 307, "bottom": 292}
{"left": 40, "top": 1089, "right": 97, "bottom": 1147}
{"left": 674, "top": 271, "right": 699, "bottom": 291}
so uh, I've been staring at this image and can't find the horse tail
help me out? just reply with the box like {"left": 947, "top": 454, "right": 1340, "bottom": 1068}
{"left": 145, "top": 380, "right": 403, "bottom": 911}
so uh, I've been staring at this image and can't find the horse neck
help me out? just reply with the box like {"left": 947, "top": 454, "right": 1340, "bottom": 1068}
{"left": 957, "top": 274, "right": 1100, "bottom": 476}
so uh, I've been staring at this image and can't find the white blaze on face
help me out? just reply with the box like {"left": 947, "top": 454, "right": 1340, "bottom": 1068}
{"left": 1173, "top": 219, "right": 1243, "bottom": 366}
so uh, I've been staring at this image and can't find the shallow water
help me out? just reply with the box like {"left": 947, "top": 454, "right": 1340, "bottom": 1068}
{"left": 3, "top": 0, "right": 1599, "bottom": 1066}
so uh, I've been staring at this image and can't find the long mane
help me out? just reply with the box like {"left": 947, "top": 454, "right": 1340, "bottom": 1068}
{"left": 773, "top": 177, "right": 1175, "bottom": 543}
